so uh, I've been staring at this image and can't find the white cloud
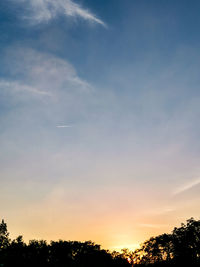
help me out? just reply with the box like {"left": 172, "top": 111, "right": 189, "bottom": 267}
{"left": 17, "top": 0, "right": 106, "bottom": 27}
{"left": 173, "top": 178, "right": 200, "bottom": 195}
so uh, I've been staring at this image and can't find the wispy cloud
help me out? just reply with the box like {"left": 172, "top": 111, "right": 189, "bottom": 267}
{"left": 17, "top": 0, "right": 106, "bottom": 27}
{"left": 145, "top": 207, "right": 175, "bottom": 215}
{"left": 139, "top": 223, "right": 168, "bottom": 229}
{"left": 0, "top": 80, "right": 51, "bottom": 96}
{"left": 2, "top": 47, "right": 92, "bottom": 97}
{"left": 0, "top": 46, "right": 94, "bottom": 131}
{"left": 173, "top": 178, "right": 200, "bottom": 195}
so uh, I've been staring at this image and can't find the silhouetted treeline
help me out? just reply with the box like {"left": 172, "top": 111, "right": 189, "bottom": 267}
{"left": 0, "top": 219, "right": 129, "bottom": 267}
{"left": 1, "top": 218, "right": 200, "bottom": 266}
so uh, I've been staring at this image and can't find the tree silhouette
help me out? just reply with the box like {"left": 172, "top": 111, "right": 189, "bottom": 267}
{"left": 0, "top": 219, "right": 10, "bottom": 267}
{"left": 172, "top": 217, "right": 200, "bottom": 265}
{"left": 0, "top": 220, "right": 9, "bottom": 249}
{"left": 132, "top": 217, "right": 200, "bottom": 266}
{"left": 1, "top": 218, "right": 200, "bottom": 266}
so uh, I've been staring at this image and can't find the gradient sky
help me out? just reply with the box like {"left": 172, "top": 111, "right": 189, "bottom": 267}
{"left": 1, "top": 0, "right": 200, "bottom": 251}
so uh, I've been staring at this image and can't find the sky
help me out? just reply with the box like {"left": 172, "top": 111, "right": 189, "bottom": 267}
{"left": 1, "top": 0, "right": 200, "bottom": 251}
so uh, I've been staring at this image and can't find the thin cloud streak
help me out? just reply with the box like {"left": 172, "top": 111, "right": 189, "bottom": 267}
{"left": 139, "top": 224, "right": 169, "bottom": 229}
{"left": 145, "top": 207, "right": 175, "bottom": 215}
{"left": 0, "top": 80, "right": 51, "bottom": 96}
{"left": 173, "top": 178, "right": 200, "bottom": 195}
{"left": 56, "top": 125, "right": 73, "bottom": 128}
{"left": 17, "top": 0, "right": 106, "bottom": 27}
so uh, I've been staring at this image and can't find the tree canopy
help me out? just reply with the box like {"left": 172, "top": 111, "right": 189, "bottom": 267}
{"left": 0, "top": 218, "right": 200, "bottom": 266}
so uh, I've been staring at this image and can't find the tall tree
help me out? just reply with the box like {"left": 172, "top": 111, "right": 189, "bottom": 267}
{"left": 0, "top": 220, "right": 10, "bottom": 249}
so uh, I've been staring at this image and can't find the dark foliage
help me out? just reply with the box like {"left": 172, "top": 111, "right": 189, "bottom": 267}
{"left": 130, "top": 218, "right": 200, "bottom": 267}
{"left": 1, "top": 218, "right": 200, "bottom": 266}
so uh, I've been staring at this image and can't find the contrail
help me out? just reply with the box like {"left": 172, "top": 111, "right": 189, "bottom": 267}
{"left": 56, "top": 125, "right": 73, "bottom": 128}
{"left": 173, "top": 178, "right": 200, "bottom": 195}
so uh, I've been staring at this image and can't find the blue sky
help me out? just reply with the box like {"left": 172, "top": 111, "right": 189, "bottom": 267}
{"left": 1, "top": 0, "right": 200, "bottom": 250}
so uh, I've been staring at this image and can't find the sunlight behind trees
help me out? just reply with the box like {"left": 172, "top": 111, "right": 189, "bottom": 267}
{"left": 1, "top": 218, "right": 200, "bottom": 266}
